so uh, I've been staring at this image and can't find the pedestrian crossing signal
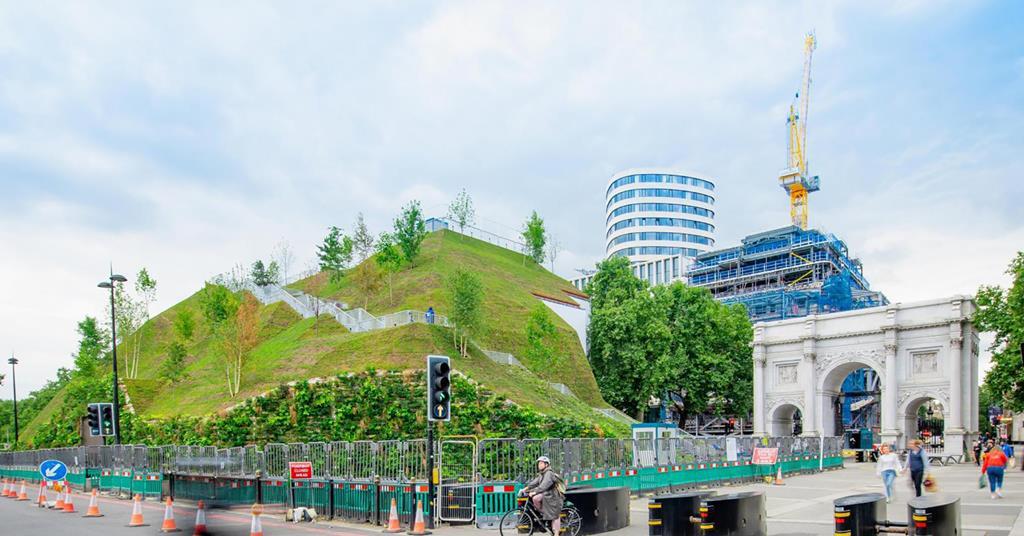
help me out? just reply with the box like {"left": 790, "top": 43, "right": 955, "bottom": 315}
{"left": 427, "top": 355, "right": 451, "bottom": 422}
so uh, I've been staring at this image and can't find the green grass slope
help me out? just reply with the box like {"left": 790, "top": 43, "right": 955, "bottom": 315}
{"left": 22, "top": 229, "right": 617, "bottom": 438}
{"left": 292, "top": 229, "right": 604, "bottom": 406}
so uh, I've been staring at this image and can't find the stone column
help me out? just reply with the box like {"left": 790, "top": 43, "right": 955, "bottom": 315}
{"left": 753, "top": 342, "right": 767, "bottom": 437}
{"left": 801, "top": 319, "right": 818, "bottom": 436}
{"left": 881, "top": 341, "right": 900, "bottom": 447}
{"left": 946, "top": 324, "right": 965, "bottom": 456}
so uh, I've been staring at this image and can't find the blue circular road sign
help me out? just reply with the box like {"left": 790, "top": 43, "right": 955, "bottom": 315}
{"left": 39, "top": 459, "right": 68, "bottom": 482}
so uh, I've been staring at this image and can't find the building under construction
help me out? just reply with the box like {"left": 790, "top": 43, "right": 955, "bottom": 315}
{"left": 686, "top": 225, "right": 888, "bottom": 323}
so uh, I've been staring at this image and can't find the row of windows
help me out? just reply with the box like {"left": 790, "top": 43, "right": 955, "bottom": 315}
{"left": 607, "top": 188, "right": 714, "bottom": 209}
{"left": 610, "top": 246, "right": 703, "bottom": 258}
{"left": 607, "top": 203, "right": 715, "bottom": 223}
{"left": 634, "top": 255, "right": 683, "bottom": 285}
{"left": 606, "top": 217, "right": 715, "bottom": 236}
{"left": 607, "top": 174, "right": 715, "bottom": 196}
{"left": 608, "top": 232, "right": 714, "bottom": 247}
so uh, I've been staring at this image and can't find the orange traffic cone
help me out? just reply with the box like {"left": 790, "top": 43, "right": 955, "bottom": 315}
{"left": 2, "top": 479, "right": 10, "bottom": 497}
{"left": 83, "top": 489, "right": 104, "bottom": 517}
{"left": 36, "top": 481, "right": 47, "bottom": 508}
{"left": 192, "top": 500, "right": 207, "bottom": 535}
{"left": 126, "top": 494, "right": 149, "bottom": 527}
{"left": 249, "top": 503, "right": 264, "bottom": 536}
{"left": 53, "top": 482, "right": 66, "bottom": 510}
{"left": 62, "top": 486, "right": 76, "bottom": 513}
{"left": 17, "top": 480, "right": 29, "bottom": 501}
{"left": 383, "top": 497, "right": 403, "bottom": 533}
{"left": 160, "top": 497, "right": 181, "bottom": 532}
{"left": 406, "top": 499, "right": 430, "bottom": 535}
{"left": 773, "top": 466, "right": 785, "bottom": 486}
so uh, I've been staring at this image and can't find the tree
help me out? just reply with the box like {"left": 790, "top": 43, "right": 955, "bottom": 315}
{"left": 159, "top": 341, "right": 188, "bottom": 383}
{"left": 73, "top": 316, "right": 109, "bottom": 377}
{"left": 173, "top": 310, "right": 195, "bottom": 343}
{"left": 546, "top": 236, "right": 562, "bottom": 272}
{"left": 447, "top": 189, "right": 475, "bottom": 238}
{"left": 109, "top": 282, "right": 140, "bottom": 380}
{"left": 251, "top": 260, "right": 280, "bottom": 287}
{"left": 586, "top": 257, "right": 754, "bottom": 421}
{"left": 221, "top": 293, "right": 260, "bottom": 397}
{"left": 656, "top": 282, "right": 753, "bottom": 422}
{"left": 446, "top": 269, "right": 484, "bottom": 358}
{"left": 317, "top": 226, "right": 354, "bottom": 283}
{"left": 352, "top": 213, "right": 375, "bottom": 262}
{"left": 375, "top": 232, "right": 404, "bottom": 304}
{"left": 199, "top": 282, "right": 240, "bottom": 328}
{"left": 125, "top": 268, "right": 157, "bottom": 380}
{"left": 394, "top": 201, "right": 427, "bottom": 264}
{"left": 306, "top": 275, "right": 327, "bottom": 335}
{"left": 524, "top": 305, "right": 559, "bottom": 367}
{"left": 586, "top": 256, "right": 671, "bottom": 419}
{"left": 274, "top": 240, "right": 296, "bottom": 284}
{"left": 521, "top": 211, "right": 547, "bottom": 265}
{"left": 351, "top": 259, "right": 383, "bottom": 309}
{"left": 977, "top": 251, "right": 1024, "bottom": 410}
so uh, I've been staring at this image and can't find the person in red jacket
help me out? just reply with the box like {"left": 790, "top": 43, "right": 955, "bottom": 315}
{"left": 982, "top": 441, "right": 1009, "bottom": 499}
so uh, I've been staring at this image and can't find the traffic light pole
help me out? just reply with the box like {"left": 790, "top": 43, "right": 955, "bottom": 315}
{"left": 107, "top": 282, "right": 122, "bottom": 445}
{"left": 426, "top": 419, "right": 435, "bottom": 529}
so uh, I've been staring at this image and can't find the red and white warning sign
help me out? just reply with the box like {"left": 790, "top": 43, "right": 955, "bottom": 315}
{"left": 289, "top": 461, "right": 313, "bottom": 480}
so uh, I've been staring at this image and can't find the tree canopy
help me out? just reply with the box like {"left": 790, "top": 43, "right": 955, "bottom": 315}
{"left": 586, "top": 256, "right": 753, "bottom": 420}
{"left": 977, "top": 251, "right": 1024, "bottom": 410}
{"left": 394, "top": 201, "right": 427, "bottom": 265}
{"left": 521, "top": 210, "right": 546, "bottom": 264}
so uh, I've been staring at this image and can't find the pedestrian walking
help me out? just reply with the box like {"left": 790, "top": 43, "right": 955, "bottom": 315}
{"left": 982, "top": 442, "right": 1009, "bottom": 499}
{"left": 903, "top": 439, "right": 930, "bottom": 497}
{"left": 973, "top": 439, "right": 982, "bottom": 466}
{"left": 1000, "top": 441, "right": 1015, "bottom": 469}
{"left": 875, "top": 444, "right": 902, "bottom": 503}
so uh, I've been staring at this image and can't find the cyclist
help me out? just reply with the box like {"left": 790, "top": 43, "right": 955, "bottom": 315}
{"left": 522, "top": 456, "right": 565, "bottom": 535}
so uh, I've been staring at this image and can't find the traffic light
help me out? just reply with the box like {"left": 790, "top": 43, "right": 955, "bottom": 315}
{"left": 427, "top": 355, "right": 451, "bottom": 422}
{"left": 99, "top": 403, "right": 116, "bottom": 437}
{"left": 86, "top": 403, "right": 101, "bottom": 437}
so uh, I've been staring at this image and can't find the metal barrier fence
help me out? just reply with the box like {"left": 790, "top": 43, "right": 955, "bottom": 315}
{"left": 0, "top": 436, "right": 844, "bottom": 527}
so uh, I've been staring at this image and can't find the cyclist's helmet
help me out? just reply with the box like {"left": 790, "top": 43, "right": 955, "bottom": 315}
{"left": 537, "top": 456, "right": 551, "bottom": 464}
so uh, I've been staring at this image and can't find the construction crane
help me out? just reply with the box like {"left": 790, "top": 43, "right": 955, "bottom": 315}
{"left": 778, "top": 32, "right": 820, "bottom": 230}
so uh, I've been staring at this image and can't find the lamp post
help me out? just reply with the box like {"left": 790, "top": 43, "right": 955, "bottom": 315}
{"left": 98, "top": 272, "right": 128, "bottom": 445}
{"left": 7, "top": 355, "right": 17, "bottom": 446}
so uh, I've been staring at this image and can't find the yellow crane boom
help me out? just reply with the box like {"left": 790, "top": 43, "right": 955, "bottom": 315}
{"left": 778, "top": 32, "right": 820, "bottom": 229}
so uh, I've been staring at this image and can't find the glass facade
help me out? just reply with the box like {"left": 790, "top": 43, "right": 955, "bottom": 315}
{"left": 610, "top": 246, "right": 702, "bottom": 258}
{"left": 607, "top": 217, "right": 714, "bottom": 236}
{"left": 607, "top": 203, "right": 714, "bottom": 222}
{"left": 607, "top": 173, "right": 715, "bottom": 196}
{"left": 608, "top": 232, "right": 714, "bottom": 247}
{"left": 607, "top": 188, "right": 714, "bottom": 209}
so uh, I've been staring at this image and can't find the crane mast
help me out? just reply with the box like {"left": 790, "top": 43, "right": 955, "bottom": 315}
{"left": 778, "top": 32, "right": 820, "bottom": 229}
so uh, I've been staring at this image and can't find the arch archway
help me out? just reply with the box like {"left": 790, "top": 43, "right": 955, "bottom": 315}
{"left": 818, "top": 361, "right": 884, "bottom": 438}
{"left": 768, "top": 403, "right": 803, "bottom": 437}
{"left": 901, "top": 394, "right": 947, "bottom": 451}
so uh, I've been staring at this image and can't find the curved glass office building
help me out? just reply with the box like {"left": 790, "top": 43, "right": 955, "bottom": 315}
{"left": 605, "top": 168, "right": 717, "bottom": 264}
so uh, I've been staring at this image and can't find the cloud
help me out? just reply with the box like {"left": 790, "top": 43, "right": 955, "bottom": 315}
{"left": 0, "top": 1, "right": 1021, "bottom": 392}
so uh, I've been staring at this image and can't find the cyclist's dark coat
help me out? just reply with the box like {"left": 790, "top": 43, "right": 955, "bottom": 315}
{"left": 525, "top": 467, "right": 564, "bottom": 521}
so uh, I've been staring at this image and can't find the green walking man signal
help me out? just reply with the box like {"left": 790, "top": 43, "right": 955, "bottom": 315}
{"left": 87, "top": 402, "right": 117, "bottom": 437}
{"left": 427, "top": 355, "right": 451, "bottom": 422}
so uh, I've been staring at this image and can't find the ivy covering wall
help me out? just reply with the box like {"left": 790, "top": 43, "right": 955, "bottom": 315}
{"left": 31, "top": 370, "right": 618, "bottom": 448}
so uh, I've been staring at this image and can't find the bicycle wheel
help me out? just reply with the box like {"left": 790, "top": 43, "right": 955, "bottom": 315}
{"left": 500, "top": 509, "right": 534, "bottom": 536}
{"left": 561, "top": 507, "right": 582, "bottom": 536}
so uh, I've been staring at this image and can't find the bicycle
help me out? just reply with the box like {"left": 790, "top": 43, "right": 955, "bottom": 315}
{"left": 499, "top": 493, "right": 582, "bottom": 536}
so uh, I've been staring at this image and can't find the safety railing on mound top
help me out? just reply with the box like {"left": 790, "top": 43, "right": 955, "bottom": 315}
{"left": 1, "top": 435, "right": 844, "bottom": 526}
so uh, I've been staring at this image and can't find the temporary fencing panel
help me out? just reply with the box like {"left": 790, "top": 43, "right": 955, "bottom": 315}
{"left": 438, "top": 440, "right": 476, "bottom": 522}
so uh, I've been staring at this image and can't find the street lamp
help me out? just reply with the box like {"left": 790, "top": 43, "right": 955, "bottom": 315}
{"left": 98, "top": 272, "right": 128, "bottom": 444}
{"left": 7, "top": 355, "right": 17, "bottom": 446}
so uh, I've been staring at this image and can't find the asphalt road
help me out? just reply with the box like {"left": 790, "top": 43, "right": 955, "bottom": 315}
{"left": 0, "top": 491, "right": 381, "bottom": 535}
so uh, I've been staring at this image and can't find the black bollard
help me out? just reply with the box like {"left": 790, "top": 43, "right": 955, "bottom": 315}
{"left": 907, "top": 495, "right": 960, "bottom": 535}
{"left": 648, "top": 491, "right": 715, "bottom": 536}
{"left": 833, "top": 493, "right": 886, "bottom": 536}
{"left": 695, "top": 491, "right": 766, "bottom": 535}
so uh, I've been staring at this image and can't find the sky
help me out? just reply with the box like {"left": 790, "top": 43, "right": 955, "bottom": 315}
{"left": 1, "top": 1, "right": 1022, "bottom": 394}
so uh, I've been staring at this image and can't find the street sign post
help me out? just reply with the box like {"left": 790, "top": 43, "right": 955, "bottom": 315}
{"left": 39, "top": 459, "right": 68, "bottom": 482}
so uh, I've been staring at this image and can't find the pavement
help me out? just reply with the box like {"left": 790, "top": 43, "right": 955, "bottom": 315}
{"left": 2, "top": 462, "right": 1022, "bottom": 535}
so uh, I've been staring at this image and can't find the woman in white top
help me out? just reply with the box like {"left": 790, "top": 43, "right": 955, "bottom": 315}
{"left": 875, "top": 444, "right": 903, "bottom": 503}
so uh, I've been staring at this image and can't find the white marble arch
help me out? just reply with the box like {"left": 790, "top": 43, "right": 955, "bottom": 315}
{"left": 752, "top": 296, "right": 980, "bottom": 456}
